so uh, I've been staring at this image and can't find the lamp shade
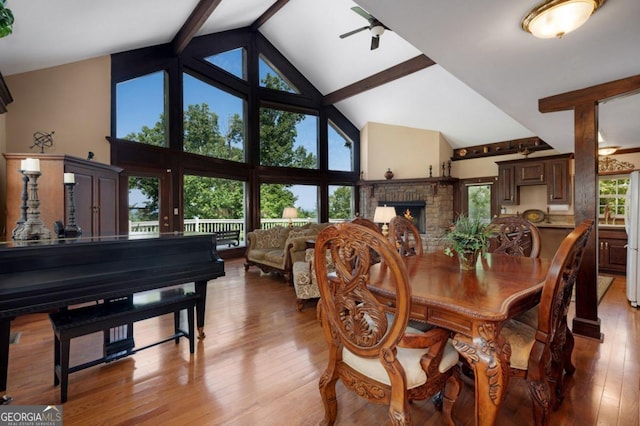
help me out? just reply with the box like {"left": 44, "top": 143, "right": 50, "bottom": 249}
{"left": 282, "top": 207, "right": 298, "bottom": 219}
{"left": 522, "top": 0, "right": 604, "bottom": 39}
{"left": 373, "top": 206, "right": 396, "bottom": 224}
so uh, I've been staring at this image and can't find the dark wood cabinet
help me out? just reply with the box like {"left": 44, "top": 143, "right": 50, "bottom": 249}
{"left": 599, "top": 228, "right": 627, "bottom": 274}
{"left": 496, "top": 154, "right": 572, "bottom": 207}
{"left": 547, "top": 158, "right": 571, "bottom": 204}
{"left": 4, "top": 154, "right": 122, "bottom": 238}
{"left": 516, "top": 161, "right": 546, "bottom": 186}
{"left": 498, "top": 164, "right": 518, "bottom": 205}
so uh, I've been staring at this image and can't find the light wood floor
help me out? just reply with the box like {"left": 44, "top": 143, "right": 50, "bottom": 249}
{"left": 5, "top": 259, "right": 639, "bottom": 425}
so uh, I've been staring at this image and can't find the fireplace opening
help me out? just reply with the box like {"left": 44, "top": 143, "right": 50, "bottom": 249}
{"left": 379, "top": 201, "right": 426, "bottom": 233}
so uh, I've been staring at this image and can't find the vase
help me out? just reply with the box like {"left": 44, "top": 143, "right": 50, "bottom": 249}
{"left": 384, "top": 168, "right": 394, "bottom": 180}
{"left": 458, "top": 250, "right": 479, "bottom": 271}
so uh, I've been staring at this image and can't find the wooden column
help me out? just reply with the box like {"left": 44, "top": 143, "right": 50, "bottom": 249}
{"left": 539, "top": 73, "right": 640, "bottom": 340}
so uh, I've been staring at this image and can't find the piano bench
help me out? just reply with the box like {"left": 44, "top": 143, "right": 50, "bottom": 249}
{"left": 48, "top": 288, "right": 199, "bottom": 403}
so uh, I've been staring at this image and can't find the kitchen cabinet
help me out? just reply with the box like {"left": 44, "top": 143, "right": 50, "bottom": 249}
{"left": 516, "top": 161, "right": 546, "bottom": 186}
{"left": 599, "top": 228, "right": 627, "bottom": 274}
{"left": 4, "top": 154, "right": 122, "bottom": 238}
{"left": 497, "top": 164, "right": 518, "bottom": 205}
{"left": 547, "top": 158, "right": 571, "bottom": 204}
{"left": 496, "top": 154, "right": 572, "bottom": 206}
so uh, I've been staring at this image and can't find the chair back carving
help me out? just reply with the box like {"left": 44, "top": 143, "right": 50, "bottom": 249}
{"left": 389, "top": 215, "right": 423, "bottom": 256}
{"left": 488, "top": 216, "right": 541, "bottom": 258}
{"left": 315, "top": 223, "right": 410, "bottom": 357}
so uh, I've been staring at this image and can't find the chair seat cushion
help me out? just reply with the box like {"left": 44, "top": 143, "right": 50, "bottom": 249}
{"left": 501, "top": 319, "right": 536, "bottom": 370}
{"left": 342, "top": 327, "right": 459, "bottom": 389}
{"left": 513, "top": 306, "right": 538, "bottom": 329}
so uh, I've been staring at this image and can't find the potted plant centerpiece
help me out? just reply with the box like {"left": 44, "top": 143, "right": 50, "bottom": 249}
{"left": 443, "top": 214, "right": 491, "bottom": 271}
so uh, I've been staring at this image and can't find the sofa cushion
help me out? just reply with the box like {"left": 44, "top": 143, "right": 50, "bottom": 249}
{"left": 254, "top": 226, "right": 285, "bottom": 249}
{"left": 264, "top": 249, "right": 286, "bottom": 264}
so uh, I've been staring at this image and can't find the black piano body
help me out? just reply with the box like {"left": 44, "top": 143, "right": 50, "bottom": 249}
{"left": 0, "top": 233, "right": 225, "bottom": 393}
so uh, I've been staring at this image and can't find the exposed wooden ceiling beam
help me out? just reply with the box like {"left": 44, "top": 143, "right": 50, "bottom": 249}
{"left": 172, "top": 0, "right": 223, "bottom": 56}
{"left": 539, "top": 73, "right": 640, "bottom": 113}
{"left": 251, "top": 0, "right": 290, "bottom": 30}
{"left": 323, "top": 55, "right": 436, "bottom": 106}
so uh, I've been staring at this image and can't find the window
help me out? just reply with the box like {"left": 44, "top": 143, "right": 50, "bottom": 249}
{"left": 328, "top": 121, "right": 354, "bottom": 172}
{"left": 259, "top": 107, "right": 318, "bottom": 169}
{"left": 259, "top": 55, "right": 299, "bottom": 93}
{"left": 128, "top": 176, "right": 160, "bottom": 234}
{"left": 329, "top": 185, "right": 354, "bottom": 220}
{"left": 204, "top": 47, "right": 246, "bottom": 80}
{"left": 183, "top": 175, "right": 246, "bottom": 245}
{"left": 115, "top": 71, "right": 168, "bottom": 146}
{"left": 467, "top": 184, "right": 492, "bottom": 223}
{"left": 183, "top": 74, "right": 246, "bottom": 162}
{"left": 259, "top": 183, "right": 318, "bottom": 228}
{"left": 599, "top": 175, "right": 629, "bottom": 221}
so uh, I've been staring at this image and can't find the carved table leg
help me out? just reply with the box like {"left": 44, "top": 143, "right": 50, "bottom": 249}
{"left": 452, "top": 322, "right": 511, "bottom": 426}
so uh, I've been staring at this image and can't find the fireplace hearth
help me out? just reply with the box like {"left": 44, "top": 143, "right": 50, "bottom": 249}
{"left": 379, "top": 201, "right": 426, "bottom": 233}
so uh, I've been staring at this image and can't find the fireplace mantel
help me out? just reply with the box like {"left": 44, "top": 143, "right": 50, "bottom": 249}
{"left": 359, "top": 176, "right": 458, "bottom": 196}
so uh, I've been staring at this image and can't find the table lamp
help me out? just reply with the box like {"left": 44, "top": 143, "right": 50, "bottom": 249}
{"left": 373, "top": 205, "right": 396, "bottom": 237}
{"left": 282, "top": 207, "right": 298, "bottom": 228}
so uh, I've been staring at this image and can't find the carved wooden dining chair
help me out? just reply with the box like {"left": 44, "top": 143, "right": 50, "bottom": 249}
{"left": 351, "top": 216, "right": 382, "bottom": 234}
{"left": 488, "top": 216, "right": 541, "bottom": 258}
{"left": 500, "top": 219, "right": 594, "bottom": 425}
{"left": 389, "top": 215, "right": 423, "bottom": 256}
{"left": 314, "top": 222, "right": 460, "bottom": 425}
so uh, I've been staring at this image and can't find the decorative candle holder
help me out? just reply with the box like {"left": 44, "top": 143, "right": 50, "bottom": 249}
{"left": 64, "top": 182, "right": 82, "bottom": 237}
{"left": 13, "top": 171, "right": 52, "bottom": 240}
{"left": 11, "top": 170, "right": 30, "bottom": 239}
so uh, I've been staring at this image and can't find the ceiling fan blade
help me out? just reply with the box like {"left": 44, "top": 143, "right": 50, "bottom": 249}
{"left": 339, "top": 26, "right": 369, "bottom": 39}
{"left": 370, "top": 36, "right": 380, "bottom": 50}
{"left": 351, "top": 6, "right": 374, "bottom": 22}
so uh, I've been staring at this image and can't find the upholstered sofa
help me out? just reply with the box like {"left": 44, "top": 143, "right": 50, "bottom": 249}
{"left": 244, "top": 223, "right": 330, "bottom": 283}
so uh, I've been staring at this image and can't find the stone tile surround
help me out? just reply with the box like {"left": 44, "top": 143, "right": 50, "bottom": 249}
{"left": 358, "top": 179, "right": 456, "bottom": 252}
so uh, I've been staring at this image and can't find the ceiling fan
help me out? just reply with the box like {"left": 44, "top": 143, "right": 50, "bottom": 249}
{"left": 339, "top": 6, "right": 390, "bottom": 50}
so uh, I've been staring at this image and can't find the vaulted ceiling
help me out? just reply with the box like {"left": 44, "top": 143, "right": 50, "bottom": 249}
{"left": 0, "top": 0, "right": 638, "bottom": 153}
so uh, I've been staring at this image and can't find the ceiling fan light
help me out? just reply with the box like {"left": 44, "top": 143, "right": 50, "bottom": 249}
{"left": 370, "top": 25, "right": 385, "bottom": 37}
{"left": 522, "top": 0, "right": 604, "bottom": 39}
{"left": 598, "top": 146, "right": 619, "bottom": 156}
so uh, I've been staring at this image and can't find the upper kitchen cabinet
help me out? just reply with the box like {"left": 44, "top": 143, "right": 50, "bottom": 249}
{"left": 497, "top": 164, "right": 518, "bottom": 205}
{"left": 496, "top": 154, "right": 572, "bottom": 206}
{"left": 516, "top": 160, "right": 546, "bottom": 186}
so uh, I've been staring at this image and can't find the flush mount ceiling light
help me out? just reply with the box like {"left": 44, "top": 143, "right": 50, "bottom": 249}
{"left": 597, "top": 130, "right": 619, "bottom": 156}
{"left": 521, "top": 0, "right": 606, "bottom": 39}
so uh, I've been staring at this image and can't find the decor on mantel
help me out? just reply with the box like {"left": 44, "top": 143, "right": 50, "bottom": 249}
{"left": 442, "top": 214, "right": 490, "bottom": 271}
{"left": 11, "top": 161, "right": 30, "bottom": 240}
{"left": 598, "top": 156, "right": 635, "bottom": 174}
{"left": 384, "top": 168, "right": 394, "bottom": 180}
{"left": 521, "top": 0, "right": 606, "bottom": 39}
{"left": 12, "top": 158, "right": 52, "bottom": 240}
{"left": 63, "top": 173, "right": 81, "bottom": 238}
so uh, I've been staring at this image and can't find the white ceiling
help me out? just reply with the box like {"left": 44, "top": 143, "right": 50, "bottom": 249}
{"left": 0, "top": 0, "right": 638, "bottom": 152}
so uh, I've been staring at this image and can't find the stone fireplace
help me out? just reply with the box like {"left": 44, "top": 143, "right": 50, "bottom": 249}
{"left": 359, "top": 178, "right": 456, "bottom": 252}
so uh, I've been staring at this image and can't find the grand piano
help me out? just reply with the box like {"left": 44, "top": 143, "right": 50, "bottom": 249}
{"left": 0, "top": 233, "right": 225, "bottom": 394}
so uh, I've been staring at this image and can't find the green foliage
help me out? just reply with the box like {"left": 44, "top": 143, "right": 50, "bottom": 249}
{"left": 329, "top": 187, "right": 353, "bottom": 219}
{"left": 0, "top": 0, "right": 14, "bottom": 38}
{"left": 126, "top": 71, "right": 320, "bottom": 222}
{"left": 443, "top": 214, "right": 491, "bottom": 259}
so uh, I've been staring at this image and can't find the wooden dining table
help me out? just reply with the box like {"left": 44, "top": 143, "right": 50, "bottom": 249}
{"left": 367, "top": 251, "right": 551, "bottom": 426}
